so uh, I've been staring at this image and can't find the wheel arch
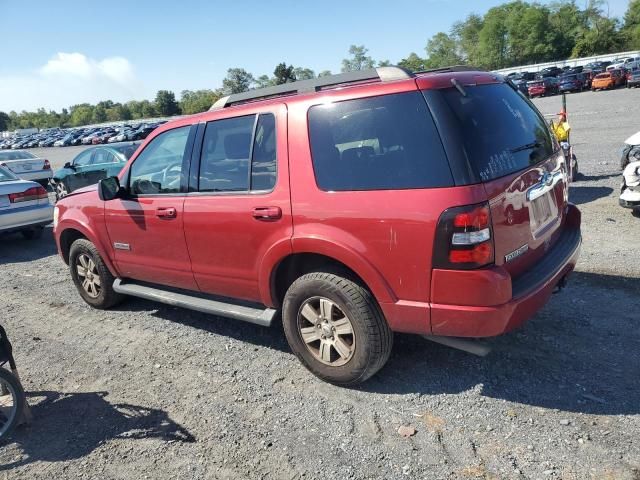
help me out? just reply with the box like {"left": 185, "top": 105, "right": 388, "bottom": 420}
{"left": 57, "top": 221, "right": 118, "bottom": 277}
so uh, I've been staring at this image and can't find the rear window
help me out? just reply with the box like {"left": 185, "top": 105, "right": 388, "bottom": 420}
{"left": 111, "top": 143, "right": 140, "bottom": 159}
{"left": 430, "top": 83, "right": 555, "bottom": 182}
{"left": 0, "top": 151, "right": 36, "bottom": 160}
{"left": 0, "top": 166, "right": 17, "bottom": 182}
{"left": 308, "top": 92, "right": 453, "bottom": 191}
{"left": 596, "top": 73, "right": 610, "bottom": 79}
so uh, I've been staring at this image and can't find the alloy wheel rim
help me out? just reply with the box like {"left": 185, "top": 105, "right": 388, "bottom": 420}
{"left": 56, "top": 182, "right": 68, "bottom": 198}
{"left": 76, "top": 253, "right": 101, "bottom": 298}
{"left": 297, "top": 297, "right": 355, "bottom": 367}
{"left": 0, "top": 375, "right": 18, "bottom": 437}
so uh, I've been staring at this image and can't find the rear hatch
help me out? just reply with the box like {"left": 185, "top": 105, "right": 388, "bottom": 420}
{"left": 421, "top": 77, "right": 568, "bottom": 280}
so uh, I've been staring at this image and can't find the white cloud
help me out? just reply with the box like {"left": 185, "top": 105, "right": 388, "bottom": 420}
{"left": 0, "top": 52, "right": 146, "bottom": 112}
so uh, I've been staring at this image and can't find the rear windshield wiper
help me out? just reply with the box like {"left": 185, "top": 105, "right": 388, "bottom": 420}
{"left": 510, "top": 141, "right": 541, "bottom": 154}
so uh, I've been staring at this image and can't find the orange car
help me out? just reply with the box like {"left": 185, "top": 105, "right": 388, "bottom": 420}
{"left": 592, "top": 72, "right": 615, "bottom": 90}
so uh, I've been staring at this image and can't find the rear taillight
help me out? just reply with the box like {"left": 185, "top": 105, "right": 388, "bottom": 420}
{"left": 43, "top": 159, "right": 51, "bottom": 170}
{"left": 433, "top": 202, "right": 494, "bottom": 270}
{"left": 9, "top": 186, "right": 48, "bottom": 203}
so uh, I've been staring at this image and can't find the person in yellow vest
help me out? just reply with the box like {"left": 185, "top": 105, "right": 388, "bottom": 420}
{"left": 551, "top": 109, "right": 570, "bottom": 143}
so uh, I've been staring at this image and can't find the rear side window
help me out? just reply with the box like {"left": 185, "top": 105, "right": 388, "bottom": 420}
{"left": 199, "top": 113, "right": 276, "bottom": 193}
{"left": 308, "top": 92, "right": 453, "bottom": 191}
{"left": 431, "top": 83, "right": 555, "bottom": 182}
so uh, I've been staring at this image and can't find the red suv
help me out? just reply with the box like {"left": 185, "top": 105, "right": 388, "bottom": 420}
{"left": 53, "top": 66, "right": 581, "bottom": 384}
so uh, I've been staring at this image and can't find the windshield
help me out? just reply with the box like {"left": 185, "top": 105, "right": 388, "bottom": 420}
{"left": 430, "top": 82, "right": 555, "bottom": 182}
{"left": 0, "top": 166, "right": 18, "bottom": 181}
{"left": 0, "top": 151, "right": 37, "bottom": 160}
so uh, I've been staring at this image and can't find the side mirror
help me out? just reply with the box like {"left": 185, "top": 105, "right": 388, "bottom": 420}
{"left": 98, "top": 176, "right": 122, "bottom": 201}
{"left": 64, "top": 162, "right": 74, "bottom": 169}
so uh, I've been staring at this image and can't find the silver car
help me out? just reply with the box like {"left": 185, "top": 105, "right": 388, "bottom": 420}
{"left": 0, "top": 166, "right": 53, "bottom": 239}
{"left": 0, "top": 150, "right": 53, "bottom": 186}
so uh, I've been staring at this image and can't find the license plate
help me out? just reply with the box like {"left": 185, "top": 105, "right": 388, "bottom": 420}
{"left": 529, "top": 192, "right": 558, "bottom": 238}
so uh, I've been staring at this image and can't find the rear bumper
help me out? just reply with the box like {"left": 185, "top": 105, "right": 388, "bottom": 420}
{"left": 619, "top": 187, "right": 640, "bottom": 208}
{"left": 429, "top": 210, "right": 581, "bottom": 337}
{"left": 0, "top": 203, "right": 53, "bottom": 233}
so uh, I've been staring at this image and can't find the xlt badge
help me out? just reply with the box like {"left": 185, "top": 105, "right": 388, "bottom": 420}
{"left": 505, "top": 244, "right": 529, "bottom": 263}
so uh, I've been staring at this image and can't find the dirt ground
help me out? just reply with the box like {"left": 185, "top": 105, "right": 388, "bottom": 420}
{"left": 1, "top": 88, "right": 639, "bottom": 479}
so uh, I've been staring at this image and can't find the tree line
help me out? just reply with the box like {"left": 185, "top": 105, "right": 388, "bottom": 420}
{"left": 2, "top": 0, "right": 639, "bottom": 132}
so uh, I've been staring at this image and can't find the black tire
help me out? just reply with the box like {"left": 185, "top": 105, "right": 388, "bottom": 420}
{"left": 21, "top": 226, "right": 44, "bottom": 240}
{"left": 0, "top": 368, "right": 25, "bottom": 440}
{"left": 69, "top": 238, "right": 123, "bottom": 309}
{"left": 620, "top": 146, "right": 632, "bottom": 171}
{"left": 282, "top": 272, "right": 393, "bottom": 385}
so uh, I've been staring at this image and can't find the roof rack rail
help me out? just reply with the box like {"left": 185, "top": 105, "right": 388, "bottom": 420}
{"left": 210, "top": 66, "right": 414, "bottom": 110}
{"left": 414, "top": 65, "right": 483, "bottom": 75}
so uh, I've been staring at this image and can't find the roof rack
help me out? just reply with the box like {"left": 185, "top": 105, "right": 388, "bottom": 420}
{"left": 414, "top": 65, "right": 483, "bottom": 75}
{"left": 210, "top": 66, "right": 414, "bottom": 110}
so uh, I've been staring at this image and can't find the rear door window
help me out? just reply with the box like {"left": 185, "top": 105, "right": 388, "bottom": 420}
{"left": 308, "top": 92, "right": 453, "bottom": 191}
{"left": 428, "top": 83, "right": 555, "bottom": 182}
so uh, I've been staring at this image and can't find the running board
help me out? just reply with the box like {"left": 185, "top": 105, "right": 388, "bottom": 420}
{"left": 422, "top": 335, "right": 492, "bottom": 357}
{"left": 113, "top": 279, "right": 276, "bottom": 327}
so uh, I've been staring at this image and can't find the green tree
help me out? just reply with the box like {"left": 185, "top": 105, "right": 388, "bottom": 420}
{"left": 255, "top": 75, "right": 275, "bottom": 89}
{"left": 398, "top": 52, "right": 428, "bottom": 72}
{"left": 317, "top": 70, "right": 333, "bottom": 77}
{"left": 180, "top": 89, "right": 220, "bottom": 114}
{"left": 0, "top": 111, "right": 10, "bottom": 132}
{"left": 452, "top": 14, "right": 484, "bottom": 65}
{"left": 222, "top": 68, "right": 255, "bottom": 94}
{"left": 623, "top": 0, "right": 640, "bottom": 49}
{"left": 477, "top": 6, "right": 510, "bottom": 69}
{"left": 273, "top": 63, "right": 296, "bottom": 84}
{"left": 425, "top": 32, "right": 463, "bottom": 68}
{"left": 293, "top": 67, "right": 315, "bottom": 80}
{"left": 70, "top": 104, "right": 94, "bottom": 126}
{"left": 341, "top": 45, "right": 375, "bottom": 72}
{"left": 141, "top": 100, "right": 157, "bottom": 118}
{"left": 155, "top": 90, "right": 180, "bottom": 116}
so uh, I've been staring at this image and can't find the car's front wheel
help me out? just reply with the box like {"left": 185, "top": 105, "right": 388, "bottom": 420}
{"left": 69, "top": 239, "right": 123, "bottom": 309}
{"left": 282, "top": 272, "right": 393, "bottom": 385}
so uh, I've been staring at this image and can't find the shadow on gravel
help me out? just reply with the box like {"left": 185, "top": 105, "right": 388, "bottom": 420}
{"left": 576, "top": 173, "right": 620, "bottom": 182}
{"left": 0, "top": 390, "right": 194, "bottom": 471}
{"left": 0, "top": 226, "right": 57, "bottom": 264}
{"left": 357, "top": 271, "right": 639, "bottom": 416}
{"left": 569, "top": 185, "right": 613, "bottom": 205}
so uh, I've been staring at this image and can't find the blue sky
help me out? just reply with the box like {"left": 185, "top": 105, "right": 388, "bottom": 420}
{"left": 0, "top": 0, "right": 631, "bottom": 111}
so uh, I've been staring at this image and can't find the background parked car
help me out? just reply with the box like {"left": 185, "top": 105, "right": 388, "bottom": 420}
{"left": 50, "top": 142, "right": 141, "bottom": 200}
{"left": 0, "top": 150, "right": 52, "bottom": 187}
{"left": 558, "top": 73, "right": 586, "bottom": 93}
{"left": 528, "top": 77, "right": 559, "bottom": 97}
{"left": 0, "top": 165, "right": 53, "bottom": 239}
{"left": 627, "top": 67, "right": 640, "bottom": 88}
{"left": 592, "top": 71, "right": 617, "bottom": 91}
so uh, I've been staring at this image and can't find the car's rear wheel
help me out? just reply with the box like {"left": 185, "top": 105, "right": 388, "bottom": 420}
{"left": 282, "top": 272, "right": 393, "bottom": 385}
{"left": 69, "top": 239, "right": 123, "bottom": 309}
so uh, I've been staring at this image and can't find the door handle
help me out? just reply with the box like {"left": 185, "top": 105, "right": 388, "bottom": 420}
{"left": 252, "top": 206, "right": 282, "bottom": 221}
{"left": 156, "top": 207, "right": 177, "bottom": 219}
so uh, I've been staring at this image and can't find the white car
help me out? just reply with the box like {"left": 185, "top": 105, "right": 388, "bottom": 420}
{"left": 0, "top": 150, "right": 53, "bottom": 185}
{"left": 608, "top": 57, "right": 640, "bottom": 71}
{"left": 0, "top": 166, "right": 53, "bottom": 239}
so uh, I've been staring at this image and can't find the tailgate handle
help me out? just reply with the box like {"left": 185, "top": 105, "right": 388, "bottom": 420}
{"left": 156, "top": 207, "right": 177, "bottom": 219}
{"left": 252, "top": 206, "right": 282, "bottom": 221}
{"left": 528, "top": 171, "right": 562, "bottom": 201}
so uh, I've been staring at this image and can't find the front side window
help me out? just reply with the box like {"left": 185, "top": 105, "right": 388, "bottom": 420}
{"left": 129, "top": 126, "right": 190, "bottom": 195}
{"left": 308, "top": 92, "right": 453, "bottom": 191}
{"left": 73, "top": 150, "right": 93, "bottom": 167}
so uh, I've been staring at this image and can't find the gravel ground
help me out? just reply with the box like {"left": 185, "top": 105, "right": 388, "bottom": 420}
{"left": 1, "top": 88, "right": 639, "bottom": 480}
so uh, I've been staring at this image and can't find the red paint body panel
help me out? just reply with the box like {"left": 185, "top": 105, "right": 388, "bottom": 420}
{"left": 53, "top": 69, "right": 582, "bottom": 340}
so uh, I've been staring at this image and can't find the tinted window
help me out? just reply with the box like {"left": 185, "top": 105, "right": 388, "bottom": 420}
{"left": 112, "top": 143, "right": 140, "bottom": 159}
{"left": 432, "top": 83, "right": 555, "bottom": 182}
{"left": 129, "top": 126, "right": 190, "bottom": 195}
{"left": 92, "top": 149, "right": 117, "bottom": 164}
{"left": 308, "top": 92, "right": 453, "bottom": 191}
{"left": 251, "top": 114, "right": 277, "bottom": 191}
{"left": 73, "top": 150, "right": 93, "bottom": 167}
{"left": 0, "top": 151, "right": 36, "bottom": 160}
{"left": 199, "top": 115, "right": 255, "bottom": 192}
